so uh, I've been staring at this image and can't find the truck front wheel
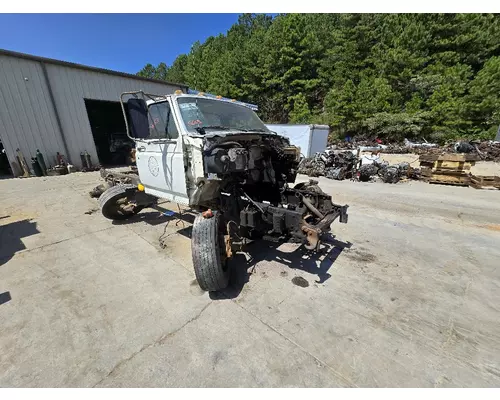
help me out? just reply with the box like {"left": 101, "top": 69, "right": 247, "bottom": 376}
{"left": 191, "top": 211, "right": 230, "bottom": 291}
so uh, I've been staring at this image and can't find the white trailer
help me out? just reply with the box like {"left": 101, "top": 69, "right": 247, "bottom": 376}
{"left": 265, "top": 124, "right": 329, "bottom": 158}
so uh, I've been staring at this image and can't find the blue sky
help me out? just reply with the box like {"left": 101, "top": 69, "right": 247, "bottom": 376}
{"left": 0, "top": 14, "right": 241, "bottom": 74}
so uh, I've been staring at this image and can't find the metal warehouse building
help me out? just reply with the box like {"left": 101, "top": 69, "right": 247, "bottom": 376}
{"left": 0, "top": 49, "right": 186, "bottom": 177}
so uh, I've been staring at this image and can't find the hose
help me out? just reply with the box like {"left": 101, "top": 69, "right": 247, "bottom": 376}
{"left": 302, "top": 195, "right": 324, "bottom": 220}
{"left": 241, "top": 190, "right": 265, "bottom": 214}
{"left": 204, "top": 141, "right": 243, "bottom": 154}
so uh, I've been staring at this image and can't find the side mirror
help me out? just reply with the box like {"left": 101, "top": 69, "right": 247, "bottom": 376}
{"left": 127, "top": 98, "right": 149, "bottom": 139}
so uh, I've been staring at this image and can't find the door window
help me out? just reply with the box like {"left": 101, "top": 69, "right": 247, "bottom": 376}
{"left": 148, "top": 101, "right": 179, "bottom": 140}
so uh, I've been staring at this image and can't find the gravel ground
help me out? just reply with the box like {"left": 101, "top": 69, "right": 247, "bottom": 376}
{"left": 1, "top": 171, "right": 499, "bottom": 387}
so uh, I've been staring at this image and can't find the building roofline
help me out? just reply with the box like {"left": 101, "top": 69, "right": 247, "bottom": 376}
{"left": 0, "top": 48, "right": 188, "bottom": 89}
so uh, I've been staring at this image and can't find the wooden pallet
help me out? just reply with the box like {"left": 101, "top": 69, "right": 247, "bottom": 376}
{"left": 420, "top": 160, "right": 475, "bottom": 172}
{"left": 421, "top": 167, "right": 470, "bottom": 183}
{"left": 419, "top": 153, "right": 478, "bottom": 187}
{"left": 427, "top": 180, "right": 470, "bottom": 187}
{"left": 421, "top": 168, "right": 471, "bottom": 177}
{"left": 424, "top": 177, "right": 471, "bottom": 186}
{"left": 470, "top": 175, "right": 500, "bottom": 190}
{"left": 419, "top": 153, "right": 479, "bottom": 162}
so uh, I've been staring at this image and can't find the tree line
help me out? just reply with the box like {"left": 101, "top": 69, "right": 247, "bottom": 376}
{"left": 138, "top": 14, "right": 500, "bottom": 143}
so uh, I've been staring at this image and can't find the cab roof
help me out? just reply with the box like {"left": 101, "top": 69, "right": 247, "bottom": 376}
{"left": 147, "top": 92, "right": 259, "bottom": 111}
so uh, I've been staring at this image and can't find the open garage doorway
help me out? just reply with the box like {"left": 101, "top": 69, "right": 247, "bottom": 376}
{"left": 84, "top": 99, "right": 135, "bottom": 167}
{"left": 0, "top": 140, "right": 13, "bottom": 178}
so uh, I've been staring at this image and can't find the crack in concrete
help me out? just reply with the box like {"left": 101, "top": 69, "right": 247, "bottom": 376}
{"left": 0, "top": 226, "right": 115, "bottom": 263}
{"left": 92, "top": 302, "right": 211, "bottom": 387}
{"left": 231, "top": 300, "right": 358, "bottom": 388}
{"left": 131, "top": 223, "right": 359, "bottom": 389}
{"left": 125, "top": 225, "right": 192, "bottom": 273}
{"left": 117, "top": 213, "right": 353, "bottom": 386}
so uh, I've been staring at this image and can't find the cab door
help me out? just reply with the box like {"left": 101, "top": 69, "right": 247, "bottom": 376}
{"left": 134, "top": 99, "right": 190, "bottom": 205}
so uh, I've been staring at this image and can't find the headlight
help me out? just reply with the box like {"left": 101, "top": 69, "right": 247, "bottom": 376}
{"left": 283, "top": 146, "right": 301, "bottom": 161}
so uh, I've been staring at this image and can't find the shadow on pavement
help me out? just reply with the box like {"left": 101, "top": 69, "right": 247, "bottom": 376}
{"left": 0, "top": 218, "right": 39, "bottom": 267}
{"left": 111, "top": 206, "right": 195, "bottom": 232}
{"left": 110, "top": 207, "right": 352, "bottom": 300}
{"left": 210, "top": 235, "right": 353, "bottom": 300}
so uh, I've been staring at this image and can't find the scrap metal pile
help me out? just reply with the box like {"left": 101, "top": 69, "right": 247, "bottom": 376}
{"left": 356, "top": 159, "right": 412, "bottom": 183}
{"left": 89, "top": 149, "right": 138, "bottom": 198}
{"left": 361, "top": 161, "right": 411, "bottom": 183}
{"left": 474, "top": 141, "right": 500, "bottom": 162}
{"left": 329, "top": 138, "right": 500, "bottom": 162}
{"left": 298, "top": 149, "right": 413, "bottom": 184}
{"left": 89, "top": 167, "right": 139, "bottom": 198}
{"left": 298, "top": 150, "right": 357, "bottom": 179}
{"left": 380, "top": 140, "right": 500, "bottom": 161}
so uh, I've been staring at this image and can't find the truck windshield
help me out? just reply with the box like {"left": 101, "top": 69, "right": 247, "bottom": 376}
{"left": 177, "top": 97, "right": 270, "bottom": 134}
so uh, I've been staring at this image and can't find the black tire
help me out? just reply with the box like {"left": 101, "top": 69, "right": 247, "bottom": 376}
{"left": 191, "top": 211, "right": 229, "bottom": 291}
{"left": 98, "top": 184, "right": 144, "bottom": 220}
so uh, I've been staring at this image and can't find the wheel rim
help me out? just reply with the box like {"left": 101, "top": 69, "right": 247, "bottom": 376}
{"left": 219, "top": 232, "right": 229, "bottom": 271}
{"left": 114, "top": 196, "right": 137, "bottom": 216}
{"left": 217, "top": 221, "right": 229, "bottom": 272}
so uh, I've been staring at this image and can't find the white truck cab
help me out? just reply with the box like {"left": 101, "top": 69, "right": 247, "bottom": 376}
{"left": 126, "top": 92, "right": 274, "bottom": 206}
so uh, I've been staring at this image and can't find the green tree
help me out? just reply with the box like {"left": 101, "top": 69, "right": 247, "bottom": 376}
{"left": 323, "top": 80, "right": 357, "bottom": 134}
{"left": 354, "top": 76, "right": 394, "bottom": 120}
{"left": 289, "top": 93, "right": 312, "bottom": 123}
{"left": 137, "top": 63, "right": 156, "bottom": 79}
{"left": 165, "top": 55, "right": 188, "bottom": 84}
{"left": 364, "top": 112, "right": 431, "bottom": 141}
{"left": 466, "top": 56, "right": 500, "bottom": 138}
{"left": 425, "top": 63, "right": 472, "bottom": 139}
{"left": 137, "top": 13, "right": 500, "bottom": 141}
{"left": 154, "top": 62, "right": 169, "bottom": 81}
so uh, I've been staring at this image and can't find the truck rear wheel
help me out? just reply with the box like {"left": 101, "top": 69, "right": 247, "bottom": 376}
{"left": 98, "top": 184, "right": 144, "bottom": 220}
{"left": 191, "top": 211, "right": 229, "bottom": 292}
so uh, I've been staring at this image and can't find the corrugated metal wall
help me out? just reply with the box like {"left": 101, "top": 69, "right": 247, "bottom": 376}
{"left": 0, "top": 55, "right": 66, "bottom": 175}
{"left": 0, "top": 53, "right": 183, "bottom": 175}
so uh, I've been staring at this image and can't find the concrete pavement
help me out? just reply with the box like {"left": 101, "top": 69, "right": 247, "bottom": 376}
{"left": 1, "top": 171, "right": 500, "bottom": 387}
